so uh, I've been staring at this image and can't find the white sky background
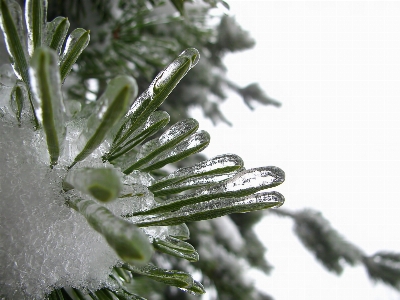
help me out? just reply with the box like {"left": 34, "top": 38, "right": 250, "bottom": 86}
{"left": 190, "top": 1, "right": 400, "bottom": 299}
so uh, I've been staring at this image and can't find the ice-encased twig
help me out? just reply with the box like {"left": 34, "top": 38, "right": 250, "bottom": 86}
{"left": 68, "top": 198, "right": 153, "bottom": 264}
{"left": 132, "top": 191, "right": 285, "bottom": 227}
{"left": 125, "top": 166, "right": 285, "bottom": 216}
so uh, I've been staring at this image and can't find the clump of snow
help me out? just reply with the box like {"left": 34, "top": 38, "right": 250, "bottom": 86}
{"left": 0, "top": 121, "right": 131, "bottom": 299}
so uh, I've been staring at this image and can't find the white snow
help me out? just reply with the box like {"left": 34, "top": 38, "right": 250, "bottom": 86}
{"left": 0, "top": 121, "right": 134, "bottom": 299}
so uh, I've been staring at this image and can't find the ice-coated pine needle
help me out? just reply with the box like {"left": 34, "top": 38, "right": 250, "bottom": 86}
{"left": 112, "top": 48, "right": 200, "bottom": 148}
{"left": 45, "top": 16, "right": 69, "bottom": 54}
{"left": 30, "top": 47, "right": 66, "bottom": 166}
{"left": 150, "top": 154, "right": 244, "bottom": 193}
{"left": 122, "top": 263, "right": 205, "bottom": 294}
{"left": 140, "top": 130, "right": 211, "bottom": 172}
{"left": 64, "top": 168, "right": 122, "bottom": 203}
{"left": 115, "top": 118, "right": 199, "bottom": 173}
{"left": 106, "top": 110, "right": 170, "bottom": 161}
{"left": 25, "top": 0, "right": 47, "bottom": 56}
{"left": 0, "top": 0, "right": 29, "bottom": 82}
{"left": 68, "top": 198, "right": 153, "bottom": 265}
{"left": 151, "top": 169, "right": 244, "bottom": 197}
{"left": 59, "top": 28, "right": 90, "bottom": 82}
{"left": 71, "top": 75, "right": 138, "bottom": 167}
{"left": 153, "top": 237, "right": 199, "bottom": 262}
{"left": 10, "top": 82, "right": 26, "bottom": 124}
{"left": 126, "top": 166, "right": 285, "bottom": 216}
{"left": 133, "top": 191, "right": 285, "bottom": 227}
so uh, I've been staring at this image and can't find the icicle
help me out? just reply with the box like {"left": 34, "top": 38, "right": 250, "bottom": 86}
{"left": 150, "top": 154, "right": 244, "bottom": 193}
{"left": 45, "top": 16, "right": 69, "bottom": 55}
{"left": 68, "top": 198, "right": 153, "bottom": 265}
{"left": 133, "top": 191, "right": 285, "bottom": 227}
{"left": 64, "top": 168, "right": 122, "bottom": 203}
{"left": 30, "top": 47, "right": 66, "bottom": 166}
{"left": 126, "top": 166, "right": 285, "bottom": 216}
{"left": 59, "top": 28, "right": 90, "bottom": 82}
{"left": 70, "top": 75, "right": 137, "bottom": 167}
{"left": 25, "top": 0, "right": 47, "bottom": 56}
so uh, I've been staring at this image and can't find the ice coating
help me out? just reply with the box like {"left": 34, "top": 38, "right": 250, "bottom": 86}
{"left": 0, "top": 0, "right": 29, "bottom": 81}
{"left": 152, "top": 169, "right": 243, "bottom": 196}
{"left": 64, "top": 167, "right": 122, "bottom": 203}
{"left": 167, "top": 224, "right": 190, "bottom": 240}
{"left": 153, "top": 236, "right": 199, "bottom": 262}
{"left": 29, "top": 47, "right": 66, "bottom": 165}
{"left": 0, "top": 122, "right": 121, "bottom": 299}
{"left": 59, "top": 28, "right": 90, "bottom": 81}
{"left": 140, "top": 130, "right": 211, "bottom": 172}
{"left": 10, "top": 82, "right": 28, "bottom": 124}
{"left": 122, "top": 263, "right": 200, "bottom": 292}
{"left": 68, "top": 197, "right": 153, "bottom": 265}
{"left": 45, "top": 16, "right": 69, "bottom": 54}
{"left": 25, "top": 0, "right": 47, "bottom": 56}
{"left": 105, "top": 183, "right": 157, "bottom": 216}
{"left": 73, "top": 75, "right": 137, "bottom": 166}
{"left": 107, "top": 110, "right": 170, "bottom": 160}
{"left": 150, "top": 154, "right": 244, "bottom": 192}
{"left": 117, "top": 118, "right": 199, "bottom": 173}
{"left": 153, "top": 48, "right": 200, "bottom": 96}
{"left": 138, "top": 118, "right": 199, "bottom": 161}
{"left": 112, "top": 49, "right": 200, "bottom": 149}
{"left": 128, "top": 166, "right": 285, "bottom": 216}
{"left": 0, "top": 63, "right": 17, "bottom": 86}
{"left": 132, "top": 191, "right": 285, "bottom": 227}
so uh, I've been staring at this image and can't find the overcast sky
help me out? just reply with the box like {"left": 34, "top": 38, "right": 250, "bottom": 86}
{"left": 191, "top": 1, "right": 400, "bottom": 299}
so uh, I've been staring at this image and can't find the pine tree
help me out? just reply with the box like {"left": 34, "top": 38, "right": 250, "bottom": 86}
{"left": 1, "top": 1, "right": 399, "bottom": 299}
